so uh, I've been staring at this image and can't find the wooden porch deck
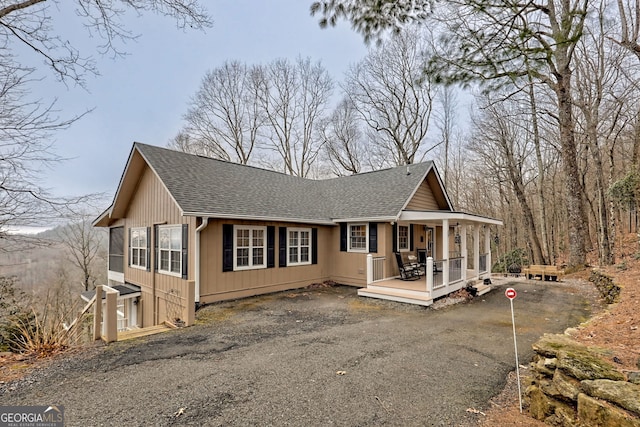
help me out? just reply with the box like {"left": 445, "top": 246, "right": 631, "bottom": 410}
{"left": 358, "top": 271, "right": 493, "bottom": 307}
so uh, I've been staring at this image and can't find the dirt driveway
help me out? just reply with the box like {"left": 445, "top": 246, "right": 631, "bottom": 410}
{"left": 1, "top": 279, "right": 595, "bottom": 426}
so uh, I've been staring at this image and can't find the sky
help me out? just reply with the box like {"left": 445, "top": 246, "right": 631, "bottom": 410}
{"left": 28, "top": 1, "right": 369, "bottom": 201}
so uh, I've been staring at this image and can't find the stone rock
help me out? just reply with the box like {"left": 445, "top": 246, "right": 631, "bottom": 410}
{"left": 552, "top": 400, "right": 578, "bottom": 427}
{"left": 553, "top": 369, "right": 581, "bottom": 401}
{"left": 557, "top": 348, "right": 625, "bottom": 381}
{"left": 533, "top": 334, "right": 586, "bottom": 358}
{"left": 581, "top": 379, "right": 640, "bottom": 417}
{"left": 629, "top": 372, "right": 640, "bottom": 385}
{"left": 577, "top": 393, "right": 640, "bottom": 427}
{"left": 526, "top": 384, "right": 555, "bottom": 421}
{"left": 535, "top": 357, "right": 556, "bottom": 377}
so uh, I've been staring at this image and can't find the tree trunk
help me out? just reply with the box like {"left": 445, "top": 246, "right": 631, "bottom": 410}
{"left": 555, "top": 71, "right": 587, "bottom": 268}
{"left": 528, "top": 79, "right": 550, "bottom": 264}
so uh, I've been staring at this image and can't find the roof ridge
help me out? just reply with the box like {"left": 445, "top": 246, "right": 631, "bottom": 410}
{"left": 134, "top": 142, "right": 314, "bottom": 183}
{"left": 134, "top": 142, "right": 432, "bottom": 183}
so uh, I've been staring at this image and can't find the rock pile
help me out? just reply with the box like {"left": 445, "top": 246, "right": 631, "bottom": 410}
{"left": 525, "top": 334, "right": 640, "bottom": 426}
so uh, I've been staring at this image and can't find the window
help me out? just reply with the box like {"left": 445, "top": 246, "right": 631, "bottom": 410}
{"left": 130, "top": 227, "right": 147, "bottom": 269}
{"left": 288, "top": 228, "right": 311, "bottom": 266}
{"left": 349, "top": 223, "right": 368, "bottom": 252}
{"left": 158, "top": 225, "right": 182, "bottom": 275}
{"left": 398, "top": 225, "right": 410, "bottom": 251}
{"left": 234, "top": 226, "right": 266, "bottom": 270}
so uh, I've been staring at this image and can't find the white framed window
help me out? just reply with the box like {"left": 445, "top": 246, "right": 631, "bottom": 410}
{"left": 288, "top": 228, "right": 311, "bottom": 266}
{"left": 398, "top": 225, "right": 410, "bottom": 251}
{"left": 158, "top": 225, "right": 182, "bottom": 276}
{"left": 130, "top": 227, "right": 147, "bottom": 269}
{"left": 234, "top": 226, "right": 266, "bottom": 270}
{"left": 348, "top": 223, "right": 368, "bottom": 252}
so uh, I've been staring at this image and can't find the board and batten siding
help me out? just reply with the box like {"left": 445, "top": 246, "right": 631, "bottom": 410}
{"left": 327, "top": 223, "right": 387, "bottom": 286}
{"left": 198, "top": 219, "right": 331, "bottom": 304}
{"left": 405, "top": 179, "right": 440, "bottom": 211}
{"left": 122, "top": 166, "right": 196, "bottom": 327}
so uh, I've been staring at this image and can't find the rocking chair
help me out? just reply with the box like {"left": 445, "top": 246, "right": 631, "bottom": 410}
{"left": 394, "top": 252, "right": 423, "bottom": 280}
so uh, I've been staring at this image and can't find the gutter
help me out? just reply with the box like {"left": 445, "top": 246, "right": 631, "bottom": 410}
{"left": 195, "top": 217, "right": 209, "bottom": 304}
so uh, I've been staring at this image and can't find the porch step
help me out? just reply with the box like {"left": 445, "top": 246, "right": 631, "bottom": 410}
{"left": 365, "top": 284, "right": 431, "bottom": 298}
{"left": 472, "top": 283, "right": 492, "bottom": 296}
{"left": 117, "top": 324, "right": 172, "bottom": 341}
{"left": 358, "top": 287, "right": 433, "bottom": 307}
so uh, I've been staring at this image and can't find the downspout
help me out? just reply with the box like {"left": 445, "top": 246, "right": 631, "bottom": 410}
{"left": 195, "top": 218, "right": 209, "bottom": 305}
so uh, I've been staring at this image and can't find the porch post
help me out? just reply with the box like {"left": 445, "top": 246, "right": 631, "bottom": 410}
{"left": 473, "top": 225, "right": 480, "bottom": 278}
{"left": 366, "top": 254, "right": 373, "bottom": 285}
{"left": 461, "top": 224, "right": 468, "bottom": 282}
{"left": 485, "top": 227, "right": 492, "bottom": 275}
{"left": 426, "top": 257, "right": 434, "bottom": 293}
{"left": 104, "top": 289, "right": 118, "bottom": 343}
{"left": 442, "top": 219, "right": 449, "bottom": 286}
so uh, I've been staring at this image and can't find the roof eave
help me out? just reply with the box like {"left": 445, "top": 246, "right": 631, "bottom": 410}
{"left": 182, "top": 212, "right": 336, "bottom": 226}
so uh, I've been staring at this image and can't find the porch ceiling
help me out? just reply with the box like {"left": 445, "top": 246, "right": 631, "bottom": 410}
{"left": 398, "top": 210, "right": 503, "bottom": 226}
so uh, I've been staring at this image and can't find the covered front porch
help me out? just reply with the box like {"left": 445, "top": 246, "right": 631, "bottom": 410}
{"left": 358, "top": 211, "right": 501, "bottom": 306}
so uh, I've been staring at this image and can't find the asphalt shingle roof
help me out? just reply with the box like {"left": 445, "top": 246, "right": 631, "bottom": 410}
{"left": 135, "top": 143, "right": 435, "bottom": 223}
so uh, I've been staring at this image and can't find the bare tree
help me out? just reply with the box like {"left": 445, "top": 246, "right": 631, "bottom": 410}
{"left": 343, "top": 27, "right": 437, "bottom": 166}
{"left": 470, "top": 95, "right": 546, "bottom": 264}
{"left": 0, "top": 1, "right": 211, "bottom": 242}
{"left": 313, "top": 0, "right": 591, "bottom": 268}
{"left": 434, "top": 86, "right": 458, "bottom": 186}
{"left": 59, "top": 215, "right": 106, "bottom": 291}
{"left": 175, "top": 61, "right": 262, "bottom": 164}
{"left": 320, "top": 99, "right": 365, "bottom": 175}
{"left": 256, "top": 57, "right": 333, "bottom": 177}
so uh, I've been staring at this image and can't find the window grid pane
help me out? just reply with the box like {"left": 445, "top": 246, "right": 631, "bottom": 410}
{"left": 398, "top": 226, "right": 409, "bottom": 250}
{"left": 130, "top": 228, "right": 148, "bottom": 268}
{"left": 157, "top": 226, "right": 182, "bottom": 275}
{"left": 350, "top": 225, "right": 366, "bottom": 250}
{"left": 235, "top": 227, "right": 266, "bottom": 269}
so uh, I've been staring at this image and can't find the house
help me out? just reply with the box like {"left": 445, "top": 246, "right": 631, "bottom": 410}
{"left": 93, "top": 142, "right": 502, "bottom": 330}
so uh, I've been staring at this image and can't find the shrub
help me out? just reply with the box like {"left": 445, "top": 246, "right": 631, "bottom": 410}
{"left": 492, "top": 248, "right": 529, "bottom": 273}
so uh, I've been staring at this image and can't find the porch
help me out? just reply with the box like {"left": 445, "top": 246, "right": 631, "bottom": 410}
{"left": 358, "top": 255, "right": 493, "bottom": 306}
{"left": 358, "top": 212, "right": 499, "bottom": 306}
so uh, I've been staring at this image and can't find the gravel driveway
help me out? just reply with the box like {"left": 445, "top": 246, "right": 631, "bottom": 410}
{"left": 1, "top": 279, "right": 595, "bottom": 426}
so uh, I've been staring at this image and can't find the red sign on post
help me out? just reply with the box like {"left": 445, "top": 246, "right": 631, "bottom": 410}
{"left": 505, "top": 288, "right": 517, "bottom": 299}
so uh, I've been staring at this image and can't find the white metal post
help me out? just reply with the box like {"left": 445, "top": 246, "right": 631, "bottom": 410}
{"left": 510, "top": 297, "right": 523, "bottom": 413}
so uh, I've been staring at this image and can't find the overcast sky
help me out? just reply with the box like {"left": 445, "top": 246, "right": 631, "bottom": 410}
{"left": 32, "top": 1, "right": 368, "bottom": 201}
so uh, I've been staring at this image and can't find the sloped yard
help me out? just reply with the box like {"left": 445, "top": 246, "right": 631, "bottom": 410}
{"left": 1, "top": 279, "right": 595, "bottom": 426}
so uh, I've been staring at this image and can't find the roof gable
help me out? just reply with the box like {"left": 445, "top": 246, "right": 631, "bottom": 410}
{"left": 97, "top": 143, "right": 452, "bottom": 225}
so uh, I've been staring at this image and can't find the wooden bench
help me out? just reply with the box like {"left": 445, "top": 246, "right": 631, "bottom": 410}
{"left": 522, "top": 265, "right": 564, "bottom": 281}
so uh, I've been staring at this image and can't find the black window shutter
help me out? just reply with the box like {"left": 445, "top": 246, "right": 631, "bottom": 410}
{"left": 146, "top": 227, "right": 151, "bottom": 271}
{"left": 312, "top": 228, "right": 318, "bottom": 264}
{"left": 181, "top": 224, "right": 188, "bottom": 279}
{"left": 222, "top": 224, "right": 233, "bottom": 272}
{"left": 339, "top": 223, "right": 347, "bottom": 252}
{"left": 267, "top": 226, "right": 275, "bottom": 268}
{"left": 409, "top": 224, "right": 414, "bottom": 251}
{"left": 128, "top": 228, "right": 131, "bottom": 267}
{"left": 279, "top": 227, "right": 287, "bottom": 267}
{"left": 154, "top": 225, "right": 159, "bottom": 272}
{"left": 369, "top": 223, "right": 378, "bottom": 253}
{"left": 392, "top": 223, "right": 398, "bottom": 252}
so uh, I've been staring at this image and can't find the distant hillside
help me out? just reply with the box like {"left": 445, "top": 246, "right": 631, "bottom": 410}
{"left": 0, "top": 222, "right": 107, "bottom": 294}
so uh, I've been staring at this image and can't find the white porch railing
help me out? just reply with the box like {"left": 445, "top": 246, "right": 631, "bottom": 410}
{"left": 433, "top": 259, "right": 445, "bottom": 289}
{"left": 479, "top": 253, "right": 488, "bottom": 273}
{"left": 366, "top": 255, "right": 386, "bottom": 284}
{"left": 449, "top": 257, "right": 463, "bottom": 283}
{"left": 372, "top": 256, "right": 385, "bottom": 282}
